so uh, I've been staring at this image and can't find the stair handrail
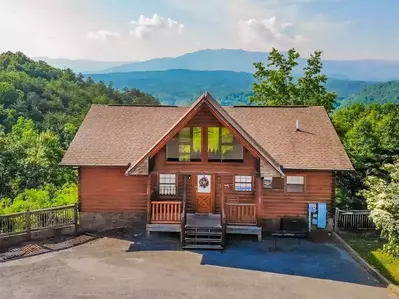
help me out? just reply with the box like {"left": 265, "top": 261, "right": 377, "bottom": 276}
{"left": 220, "top": 175, "right": 227, "bottom": 247}
{"left": 180, "top": 175, "right": 188, "bottom": 246}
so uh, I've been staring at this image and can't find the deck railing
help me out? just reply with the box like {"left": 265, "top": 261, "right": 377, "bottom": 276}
{"left": 335, "top": 208, "right": 375, "bottom": 230}
{"left": 0, "top": 204, "right": 78, "bottom": 237}
{"left": 225, "top": 203, "right": 257, "bottom": 225}
{"left": 151, "top": 201, "right": 182, "bottom": 224}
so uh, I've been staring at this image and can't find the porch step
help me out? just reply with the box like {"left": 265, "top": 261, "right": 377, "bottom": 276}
{"left": 183, "top": 244, "right": 223, "bottom": 250}
{"left": 185, "top": 237, "right": 222, "bottom": 243}
{"left": 185, "top": 225, "right": 222, "bottom": 229}
{"left": 185, "top": 231, "right": 222, "bottom": 236}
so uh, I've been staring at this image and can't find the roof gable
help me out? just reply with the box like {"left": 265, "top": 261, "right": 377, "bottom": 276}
{"left": 125, "top": 92, "right": 284, "bottom": 176}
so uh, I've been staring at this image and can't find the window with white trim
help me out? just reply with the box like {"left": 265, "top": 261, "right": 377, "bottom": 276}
{"left": 234, "top": 175, "right": 252, "bottom": 192}
{"left": 286, "top": 176, "right": 305, "bottom": 193}
{"left": 159, "top": 174, "right": 176, "bottom": 196}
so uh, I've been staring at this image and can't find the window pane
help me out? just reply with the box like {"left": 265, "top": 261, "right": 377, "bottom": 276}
{"left": 208, "top": 127, "right": 221, "bottom": 161}
{"left": 287, "top": 184, "right": 304, "bottom": 193}
{"left": 272, "top": 177, "right": 285, "bottom": 189}
{"left": 263, "top": 177, "right": 272, "bottom": 188}
{"left": 166, "top": 138, "right": 179, "bottom": 161}
{"left": 166, "top": 127, "right": 202, "bottom": 162}
{"left": 287, "top": 176, "right": 304, "bottom": 185}
{"left": 234, "top": 176, "right": 252, "bottom": 192}
{"left": 179, "top": 127, "right": 190, "bottom": 143}
{"left": 191, "top": 127, "right": 202, "bottom": 161}
{"left": 159, "top": 174, "right": 176, "bottom": 195}
{"left": 221, "top": 127, "right": 233, "bottom": 143}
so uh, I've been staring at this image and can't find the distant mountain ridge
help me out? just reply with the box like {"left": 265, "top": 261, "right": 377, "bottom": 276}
{"left": 39, "top": 49, "right": 399, "bottom": 82}
{"left": 33, "top": 57, "right": 129, "bottom": 73}
{"left": 88, "top": 69, "right": 375, "bottom": 106}
{"left": 101, "top": 49, "right": 399, "bottom": 82}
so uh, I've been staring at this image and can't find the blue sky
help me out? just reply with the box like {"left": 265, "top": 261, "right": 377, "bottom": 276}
{"left": 0, "top": 0, "right": 397, "bottom": 61}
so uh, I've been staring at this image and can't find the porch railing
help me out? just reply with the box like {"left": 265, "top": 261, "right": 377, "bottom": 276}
{"left": 0, "top": 204, "right": 78, "bottom": 237}
{"left": 334, "top": 208, "right": 375, "bottom": 231}
{"left": 151, "top": 201, "right": 182, "bottom": 224}
{"left": 225, "top": 203, "right": 257, "bottom": 225}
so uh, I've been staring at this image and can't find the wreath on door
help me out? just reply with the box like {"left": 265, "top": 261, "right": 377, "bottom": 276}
{"left": 199, "top": 176, "right": 209, "bottom": 188}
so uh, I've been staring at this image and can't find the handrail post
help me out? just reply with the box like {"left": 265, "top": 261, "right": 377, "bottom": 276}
{"left": 220, "top": 175, "right": 227, "bottom": 247}
{"left": 146, "top": 174, "right": 152, "bottom": 225}
{"left": 180, "top": 175, "right": 187, "bottom": 247}
{"left": 74, "top": 203, "right": 79, "bottom": 235}
{"left": 26, "top": 209, "right": 31, "bottom": 239}
{"left": 334, "top": 207, "right": 340, "bottom": 232}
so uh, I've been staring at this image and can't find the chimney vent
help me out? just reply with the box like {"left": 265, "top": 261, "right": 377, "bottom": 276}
{"left": 296, "top": 119, "right": 300, "bottom": 131}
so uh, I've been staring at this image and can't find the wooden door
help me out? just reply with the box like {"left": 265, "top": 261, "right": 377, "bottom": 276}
{"left": 194, "top": 174, "right": 215, "bottom": 214}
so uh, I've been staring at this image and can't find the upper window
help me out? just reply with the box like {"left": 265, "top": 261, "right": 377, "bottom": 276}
{"left": 286, "top": 176, "right": 305, "bottom": 193}
{"left": 208, "top": 127, "right": 243, "bottom": 162}
{"left": 234, "top": 175, "right": 252, "bottom": 192}
{"left": 159, "top": 174, "right": 176, "bottom": 196}
{"left": 263, "top": 177, "right": 284, "bottom": 191}
{"left": 166, "top": 127, "right": 202, "bottom": 162}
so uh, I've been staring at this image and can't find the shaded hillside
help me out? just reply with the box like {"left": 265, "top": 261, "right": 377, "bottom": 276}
{"left": 340, "top": 81, "right": 399, "bottom": 107}
{"left": 0, "top": 51, "right": 159, "bottom": 207}
{"left": 89, "top": 69, "right": 373, "bottom": 106}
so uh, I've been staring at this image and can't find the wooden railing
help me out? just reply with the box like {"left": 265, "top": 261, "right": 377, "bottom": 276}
{"left": 151, "top": 201, "right": 182, "bottom": 224}
{"left": 0, "top": 204, "right": 78, "bottom": 237}
{"left": 225, "top": 203, "right": 257, "bottom": 225}
{"left": 335, "top": 208, "right": 376, "bottom": 231}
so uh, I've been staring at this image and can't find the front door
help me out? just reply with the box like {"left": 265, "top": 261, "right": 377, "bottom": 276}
{"left": 194, "top": 174, "right": 215, "bottom": 213}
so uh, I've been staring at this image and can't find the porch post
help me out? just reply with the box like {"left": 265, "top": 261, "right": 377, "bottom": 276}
{"left": 255, "top": 176, "right": 262, "bottom": 222}
{"left": 146, "top": 174, "right": 152, "bottom": 228}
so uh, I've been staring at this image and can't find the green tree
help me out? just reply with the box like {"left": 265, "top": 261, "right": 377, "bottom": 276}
{"left": 250, "top": 48, "right": 337, "bottom": 112}
{"left": 332, "top": 103, "right": 399, "bottom": 208}
{"left": 0, "top": 51, "right": 160, "bottom": 211}
{"left": 361, "top": 160, "right": 399, "bottom": 257}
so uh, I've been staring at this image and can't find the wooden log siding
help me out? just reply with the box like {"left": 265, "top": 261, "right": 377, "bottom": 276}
{"left": 260, "top": 171, "right": 334, "bottom": 219}
{"left": 79, "top": 167, "right": 147, "bottom": 212}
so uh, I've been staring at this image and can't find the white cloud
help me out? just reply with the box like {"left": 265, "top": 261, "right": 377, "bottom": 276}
{"left": 239, "top": 16, "right": 303, "bottom": 48}
{"left": 129, "top": 13, "right": 184, "bottom": 39}
{"left": 87, "top": 30, "right": 120, "bottom": 41}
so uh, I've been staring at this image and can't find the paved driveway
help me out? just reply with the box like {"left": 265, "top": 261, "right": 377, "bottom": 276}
{"left": 0, "top": 232, "right": 396, "bottom": 299}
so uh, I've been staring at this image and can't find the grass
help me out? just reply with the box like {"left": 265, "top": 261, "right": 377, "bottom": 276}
{"left": 339, "top": 231, "right": 399, "bottom": 285}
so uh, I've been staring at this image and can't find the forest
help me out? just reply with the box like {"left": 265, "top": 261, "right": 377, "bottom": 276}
{"left": 0, "top": 52, "right": 159, "bottom": 214}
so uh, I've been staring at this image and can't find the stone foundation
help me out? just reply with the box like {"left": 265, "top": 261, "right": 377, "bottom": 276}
{"left": 79, "top": 212, "right": 146, "bottom": 232}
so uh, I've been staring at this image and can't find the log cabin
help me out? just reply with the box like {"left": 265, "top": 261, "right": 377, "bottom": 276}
{"left": 61, "top": 92, "right": 353, "bottom": 249}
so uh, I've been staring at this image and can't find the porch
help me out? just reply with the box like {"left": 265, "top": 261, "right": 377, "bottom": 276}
{"left": 145, "top": 175, "right": 262, "bottom": 249}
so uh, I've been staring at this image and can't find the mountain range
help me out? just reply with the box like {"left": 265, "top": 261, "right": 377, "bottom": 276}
{"left": 37, "top": 49, "right": 399, "bottom": 107}
{"left": 88, "top": 69, "right": 377, "bottom": 106}
{"left": 33, "top": 57, "right": 129, "bottom": 73}
{"left": 38, "top": 49, "right": 399, "bottom": 82}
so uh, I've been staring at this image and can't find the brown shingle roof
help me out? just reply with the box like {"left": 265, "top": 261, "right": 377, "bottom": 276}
{"left": 61, "top": 95, "right": 353, "bottom": 171}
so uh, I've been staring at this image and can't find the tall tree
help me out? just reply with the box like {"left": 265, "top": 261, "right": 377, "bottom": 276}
{"left": 250, "top": 48, "right": 337, "bottom": 112}
{"left": 361, "top": 159, "right": 399, "bottom": 257}
{"left": 332, "top": 103, "right": 399, "bottom": 209}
